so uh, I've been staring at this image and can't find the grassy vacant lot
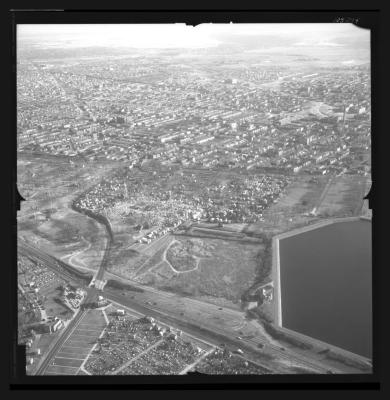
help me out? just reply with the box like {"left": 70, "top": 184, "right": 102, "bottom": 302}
{"left": 166, "top": 238, "right": 215, "bottom": 272}
{"left": 107, "top": 234, "right": 175, "bottom": 279}
{"left": 135, "top": 242, "right": 172, "bottom": 276}
{"left": 106, "top": 244, "right": 149, "bottom": 278}
{"left": 268, "top": 175, "right": 328, "bottom": 214}
{"left": 316, "top": 175, "right": 369, "bottom": 217}
{"left": 244, "top": 175, "right": 327, "bottom": 237}
{"left": 137, "top": 236, "right": 262, "bottom": 303}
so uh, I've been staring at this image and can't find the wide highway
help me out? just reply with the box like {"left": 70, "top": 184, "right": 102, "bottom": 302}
{"left": 104, "top": 289, "right": 342, "bottom": 374}
{"left": 20, "top": 241, "right": 346, "bottom": 375}
{"left": 18, "top": 241, "right": 92, "bottom": 285}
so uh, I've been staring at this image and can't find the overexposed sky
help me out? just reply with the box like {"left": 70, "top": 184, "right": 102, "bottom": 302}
{"left": 18, "top": 23, "right": 369, "bottom": 49}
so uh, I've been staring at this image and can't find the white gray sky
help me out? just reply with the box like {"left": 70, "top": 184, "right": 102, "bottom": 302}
{"left": 18, "top": 23, "right": 369, "bottom": 50}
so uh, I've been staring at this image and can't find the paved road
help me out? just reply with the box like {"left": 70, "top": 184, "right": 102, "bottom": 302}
{"left": 91, "top": 221, "right": 112, "bottom": 282}
{"left": 21, "top": 242, "right": 346, "bottom": 374}
{"left": 19, "top": 242, "right": 92, "bottom": 285}
{"left": 35, "top": 309, "right": 87, "bottom": 375}
{"left": 33, "top": 285, "right": 99, "bottom": 375}
{"left": 104, "top": 290, "right": 339, "bottom": 374}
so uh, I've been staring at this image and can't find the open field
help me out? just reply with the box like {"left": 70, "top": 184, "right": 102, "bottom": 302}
{"left": 107, "top": 234, "right": 175, "bottom": 279}
{"left": 18, "top": 155, "right": 119, "bottom": 271}
{"left": 243, "top": 173, "right": 370, "bottom": 241}
{"left": 315, "top": 175, "right": 370, "bottom": 217}
{"left": 270, "top": 175, "right": 328, "bottom": 213}
{"left": 244, "top": 175, "right": 328, "bottom": 237}
{"left": 166, "top": 238, "right": 214, "bottom": 272}
{"left": 19, "top": 207, "right": 107, "bottom": 271}
{"left": 135, "top": 236, "right": 263, "bottom": 304}
{"left": 106, "top": 247, "right": 149, "bottom": 278}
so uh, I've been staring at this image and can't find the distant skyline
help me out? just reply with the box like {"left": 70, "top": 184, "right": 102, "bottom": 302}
{"left": 18, "top": 23, "right": 369, "bottom": 53}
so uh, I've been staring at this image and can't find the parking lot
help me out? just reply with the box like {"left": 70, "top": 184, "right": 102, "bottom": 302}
{"left": 44, "top": 309, "right": 107, "bottom": 375}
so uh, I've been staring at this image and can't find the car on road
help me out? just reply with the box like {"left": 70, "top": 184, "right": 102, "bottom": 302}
{"left": 218, "top": 307, "right": 223, "bottom": 310}
{"left": 236, "top": 336, "right": 242, "bottom": 340}
{"left": 234, "top": 349, "right": 244, "bottom": 355}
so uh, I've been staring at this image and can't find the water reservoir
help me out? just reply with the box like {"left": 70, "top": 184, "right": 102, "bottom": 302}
{"left": 278, "top": 219, "right": 371, "bottom": 358}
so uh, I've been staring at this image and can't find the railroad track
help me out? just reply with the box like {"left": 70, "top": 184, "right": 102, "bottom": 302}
{"left": 18, "top": 242, "right": 92, "bottom": 285}
{"left": 19, "top": 242, "right": 341, "bottom": 374}
{"left": 35, "top": 309, "right": 88, "bottom": 375}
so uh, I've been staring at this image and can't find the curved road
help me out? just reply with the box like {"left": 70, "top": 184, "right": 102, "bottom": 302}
{"left": 21, "top": 242, "right": 350, "bottom": 375}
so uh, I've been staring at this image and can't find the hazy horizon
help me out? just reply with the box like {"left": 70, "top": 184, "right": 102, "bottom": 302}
{"left": 17, "top": 23, "right": 370, "bottom": 63}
